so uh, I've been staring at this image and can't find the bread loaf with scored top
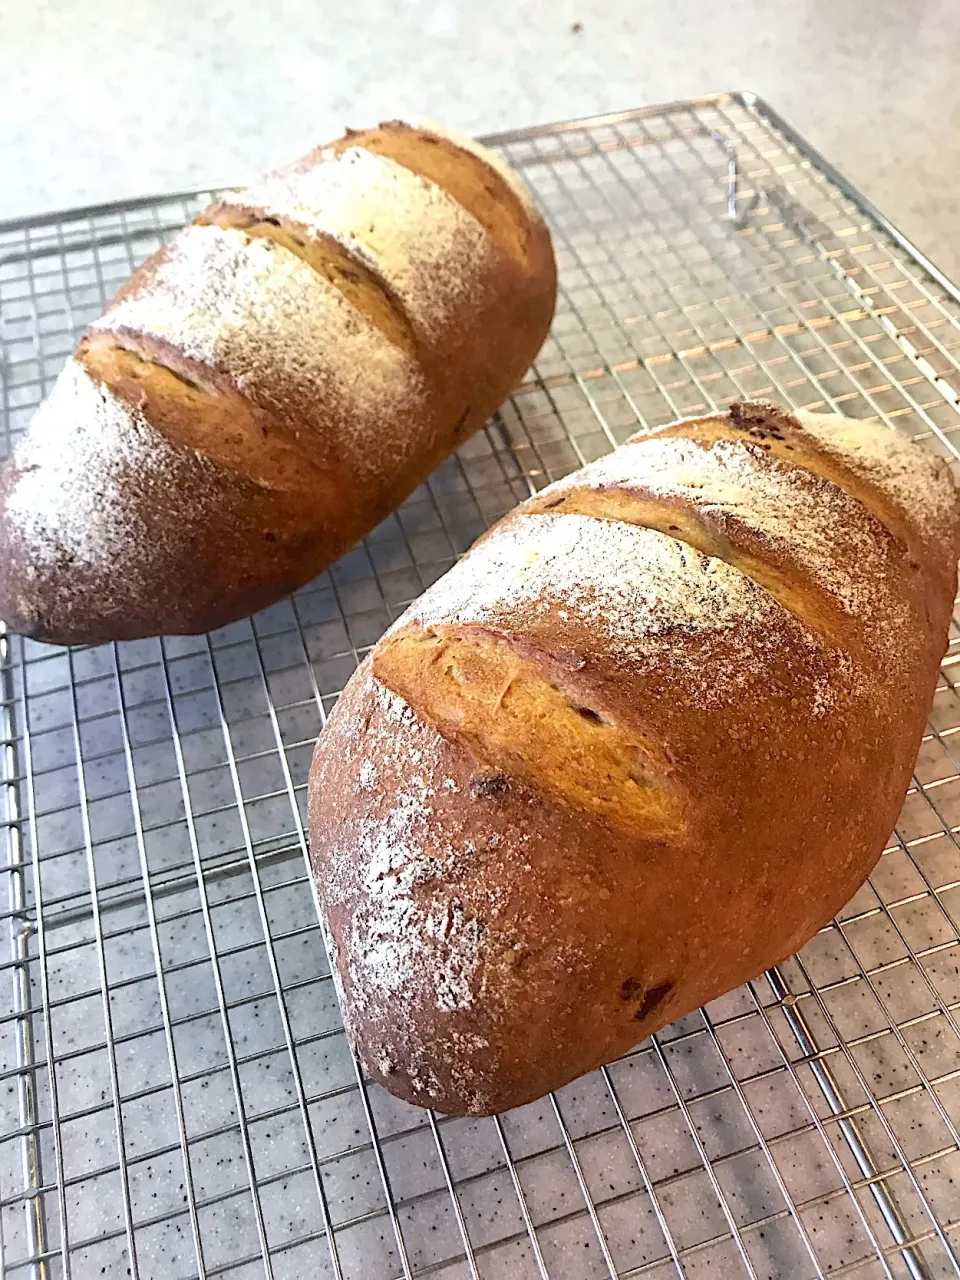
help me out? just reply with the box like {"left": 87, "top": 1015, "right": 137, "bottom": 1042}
{"left": 308, "top": 400, "right": 960, "bottom": 1116}
{"left": 0, "top": 122, "right": 556, "bottom": 644}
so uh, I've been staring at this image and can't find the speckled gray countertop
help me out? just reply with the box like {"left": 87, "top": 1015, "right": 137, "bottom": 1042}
{"left": 5, "top": 7, "right": 960, "bottom": 1276}
{"left": 3, "top": 0, "right": 960, "bottom": 278}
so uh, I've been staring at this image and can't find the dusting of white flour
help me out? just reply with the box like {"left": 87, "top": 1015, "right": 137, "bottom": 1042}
{"left": 238, "top": 146, "right": 497, "bottom": 343}
{"left": 793, "top": 408, "right": 958, "bottom": 543}
{"left": 92, "top": 223, "right": 429, "bottom": 477}
{"left": 409, "top": 510, "right": 839, "bottom": 714}
{"left": 5, "top": 358, "right": 213, "bottom": 585}
{"left": 544, "top": 434, "right": 901, "bottom": 626}
{"left": 340, "top": 675, "right": 484, "bottom": 1015}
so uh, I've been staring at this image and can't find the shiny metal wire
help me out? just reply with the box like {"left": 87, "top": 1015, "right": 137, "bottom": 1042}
{"left": 1, "top": 94, "right": 959, "bottom": 1278}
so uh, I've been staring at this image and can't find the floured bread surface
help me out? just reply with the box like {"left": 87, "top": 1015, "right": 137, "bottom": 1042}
{"left": 408, "top": 120, "right": 542, "bottom": 219}
{"left": 5, "top": 360, "right": 214, "bottom": 579}
{"left": 92, "top": 223, "right": 434, "bottom": 477}
{"left": 791, "top": 407, "right": 959, "bottom": 548}
{"left": 0, "top": 359, "right": 328, "bottom": 641}
{"left": 212, "top": 121, "right": 557, "bottom": 438}
{"left": 525, "top": 432, "right": 926, "bottom": 669}
{"left": 373, "top": 626, "right": 681, "bottom": 837}
{"left": 0, "top": 120, "right": 556, "bottom": 644}
{"left": 233, "top": 148, "right": 504, "bottom": 341}
{"left": 309, "top": 400, "right": 960, "bottom": 1116}
{"left": 645, "top": 402, "right": 959, "bottom": 573}
{"left": 403, "top": 509, "right": 847, "bottom": 717}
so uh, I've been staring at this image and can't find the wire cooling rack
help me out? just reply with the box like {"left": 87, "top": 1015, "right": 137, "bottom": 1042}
{"left": 2, "top": 92, "right": 960, "bottom": 1280}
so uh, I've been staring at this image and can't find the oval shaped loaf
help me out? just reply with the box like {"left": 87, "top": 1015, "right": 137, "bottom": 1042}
{"left": 308, "top": 400, "right": 960, "bottom": 1116}
{"left": 0, "top": 121, "right": 556, "bottom": 644}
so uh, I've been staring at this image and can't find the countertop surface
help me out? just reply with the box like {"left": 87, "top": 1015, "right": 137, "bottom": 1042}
{"left": 3, "top": 11, "right": 960, "bottom": 1278}
{"left": 2, "top": 0, "right": 960, "bottom": 278}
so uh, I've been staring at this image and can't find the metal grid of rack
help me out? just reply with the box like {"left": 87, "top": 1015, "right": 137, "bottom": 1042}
{"left": 1, "top": 92, "right": 959, "bottom": 1280}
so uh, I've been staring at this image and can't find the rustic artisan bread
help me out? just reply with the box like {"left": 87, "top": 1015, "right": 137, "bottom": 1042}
{"left": 308, "top": 400, "right": 960, "bottom": 1117}
{"left": 0, "top": 122, "right": 556, "bottom": 644}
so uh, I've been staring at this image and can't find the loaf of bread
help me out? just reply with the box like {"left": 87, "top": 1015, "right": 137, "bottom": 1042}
{"left": 308, "top": 400, "right": 960, "bottom": 1116}
{"left": 0, "top": 123, "right": 556, "bottom": 644}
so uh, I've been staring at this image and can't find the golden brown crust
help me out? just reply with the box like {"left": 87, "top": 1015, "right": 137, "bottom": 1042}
{"left": 308, "top": 403, "right": 960, "bottom": 1116}
{"left": 197, "top": 205, "right": 419, "bottom": 356}
{"left": 372, "top": 626, "right": 683, "bottom": 836}
{"left": 78, "top": 339, "right": 321, "bottom": 485}
{"left": 0, "top": 361, "right": 335, "bottom": 642}
{"left": 0, "top": 122, "right": 556, "bottom": 644}
{"left": 522, "top": 429, "right": 936, "bottom": 666}
{"left": 215, "top": 124, "right": 557, "bottom": 438}
{"left": 331, "top": 120, "right": 539, "bottom": 263}
{"left": 644, "top": 402, "right": 960, "bottom": 584}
